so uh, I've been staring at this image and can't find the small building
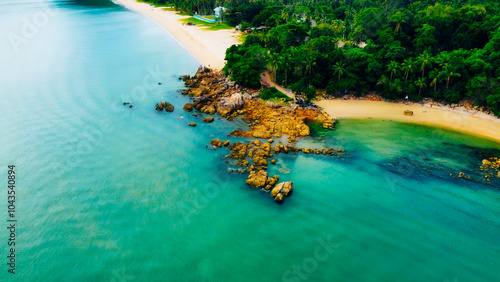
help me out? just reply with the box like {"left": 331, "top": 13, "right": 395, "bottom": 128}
{"left": 214, "top": 6, "right": 227, "bottom": 18}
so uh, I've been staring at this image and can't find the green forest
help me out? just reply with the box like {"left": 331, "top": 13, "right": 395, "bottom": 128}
{"left": 145, "top": 0, "right": 500, "bottom": 116}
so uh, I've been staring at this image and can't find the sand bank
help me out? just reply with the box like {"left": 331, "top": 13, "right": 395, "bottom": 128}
{"left": 113, "top": 0, "right": 240, "bottom": 70}
{"left": 316, "top": 99, "right": 500, "bottom": 142}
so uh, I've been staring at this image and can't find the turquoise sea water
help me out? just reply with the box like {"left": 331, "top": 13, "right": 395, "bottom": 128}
{"left": 1, "top": 0, "right": 499, "bottom": 281}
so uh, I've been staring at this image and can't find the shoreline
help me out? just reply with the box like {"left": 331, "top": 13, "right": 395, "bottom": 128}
{"left": 316, "top": 99, "right": 500, "bottom": 143}
{"left": 113, "top": 0, "right": 240, "bottom": 70}
{"left": 113, "top": 0, "right": 499, "bottom": 144}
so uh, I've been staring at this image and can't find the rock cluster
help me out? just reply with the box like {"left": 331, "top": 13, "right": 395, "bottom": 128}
{"left": 227, "top": 99, "right": 335, "bottom": 138}
{"left": 246, "top": 170, "right": 279, "bottom": 190}
{"left": 154, "top": 66, "right": 344, "bottom": 204}
{"left": 179, "top": 66, "right": 335, "bottom": 137}
{"left": 211, "top": 138, "right": 345, "bottom": 203}
{"left": 156, "top": 102, "right": 174, "bottom": 112}
{"left": 480, "top": 157, "right": 500, "bottom": 182}
{"left": 183, "top": 103, "right": 193, "bottom": 112}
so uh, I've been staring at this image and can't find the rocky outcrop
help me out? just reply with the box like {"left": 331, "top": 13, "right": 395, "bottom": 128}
{"left": 179, "top": 67, "right": 336, "bottom": 140}
{"left": 183, "top": 103, "right": 193, "bottom": 112}
{"left": 271, "top": 181, "right": 293, "bottom": 203}
{"left": 246, "top": 170, "right": 279, "bottom": 190}
{"left": 173, "top": 67, "right": 344, "bottom": 204}
{"left": 480, "top": 157, "right": 500, "bottom": 182}
{"left": 156, "top": 102, "right": 175, "bottom": 112}
{"left": 322, "top": 119, "right": 336, "bottom": 129}
{"left": 202, "top": 117, "right": 214, "bottom": 123}
{"left": 217, "top": 93, "right": 245, "bottom": 116}
{"left": 201, "top": 104, "right": 216, "bottom": 114}
{"left": 224, "top": 99, "right": 334, "bottom": 138}
{"left": 210, "top": 139, "right": 222, "bottom": 148}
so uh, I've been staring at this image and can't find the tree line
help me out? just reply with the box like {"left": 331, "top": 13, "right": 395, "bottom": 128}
{"left": 144, "top": 0, "right": 500, "bottom": 116}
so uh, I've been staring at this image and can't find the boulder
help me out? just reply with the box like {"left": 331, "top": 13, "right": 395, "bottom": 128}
{"left": 242, "top": 93, "right": 252, "bottom": 101}
{"left": 188, "top": 123, "right": 197, "bottom": 127}
{"left": 202, "top": 105, "right": 216, "bottom": 114}
{"left": 274, "top": 193, "right": 284, "bottom": 203}
{"left": 202, "top": 117, "right": 214, "bottom": 123}
{"left": 183, "top": 103, "right": 194, "bottom": 112}
{"left": 210, "top": 139, "right": 222, "bottom": 148}
{"left": 265, "top": 101, "right": 281, "bottom": 108}
{"left": 482, "top": 159, "right": 492, "bottom": 166}
{"left": 404, "top": 110, "right": 413, "bottom": 116}
{"left": 217, "top": 93, "right": 245, "bottom": 116}
{"left": 164, "top": 103, "right": 174, "bottom": 112}
{"left": 260, "top": 143, "right": 271, "bottom": 153}
{"left": 246, "top": 170, "right": 279, "bottom": 190}
{"left": 271, "top": 181, "right": 293, "bottom": 197}
{"left": 246, "top": 170, "right": 269, "bottom": 188}
{"left": 156, "top": 102, "right": 175, "bottom": 112}
{"left": 228, "top": 142, "right": 249, "bottom": 159}
{"left": 322, "top": 119, "right": 335, "bottom": 129}
{"left": 253, "top": 155, "right": 268, "bottom": 166}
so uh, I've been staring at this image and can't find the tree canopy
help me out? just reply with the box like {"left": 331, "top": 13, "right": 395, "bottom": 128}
{"left": 145, "top": 0, "right": 500, "bottom": 115}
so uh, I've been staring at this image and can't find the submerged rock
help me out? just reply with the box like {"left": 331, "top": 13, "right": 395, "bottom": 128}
{"left": 188, "top": 122, "right": 197, "bottom": 127}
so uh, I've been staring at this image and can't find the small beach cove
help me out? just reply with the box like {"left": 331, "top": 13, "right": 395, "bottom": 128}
{"left": 317, "top": 99, "right": 500, "bottom": 143}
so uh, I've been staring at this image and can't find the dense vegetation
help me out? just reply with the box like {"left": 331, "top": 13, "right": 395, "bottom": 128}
{"left": 259, "top": 87, "right": 294, "bottom": 102}
{"left": 146, "top": 0, "right": 500, "bottom": 115}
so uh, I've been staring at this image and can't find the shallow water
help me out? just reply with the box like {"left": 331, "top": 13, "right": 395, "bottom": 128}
{"left": 1, "top": 0, "right": 499, "bottom": 281}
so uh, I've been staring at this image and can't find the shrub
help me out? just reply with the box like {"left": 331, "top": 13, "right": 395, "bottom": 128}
{"left": 259, "top": 87, "right": 293, "bottom": 102}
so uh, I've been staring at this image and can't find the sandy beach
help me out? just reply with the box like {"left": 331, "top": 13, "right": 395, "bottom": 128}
{"left": 113, "top": 0, "right": 240, "bottom": 70}
{"left": 316, "top": 99, "right": 500, "bottom": 142}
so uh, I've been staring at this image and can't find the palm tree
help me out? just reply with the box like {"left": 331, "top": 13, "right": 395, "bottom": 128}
{"left": 387, "top": 61, "right": 399, "bottom": 84}
{"left": 415, "top": 77, "right": 426, "bottom": 96}
{"left": 333, "top": 61, "right": 346, "bottom": 82}
{"left": 259, "top": 32, "right": 270, "bottom": 48}
{"left": 418, "top": 51, "right": 431, "bottom": 79}
{"left": 304, "top": 56, "right": 317, "bottom": 86}
{"left": 429, "top": 69, "right": 440, "bottom": 92}
{"left": 278, "top": 51, "right": 292, "bottom": 86}
{"left": 401, "top": 58, "right": 413, "bottom": 82}
{"left": 390, "top": 11, "right": 407, "bottom": 33}
{"left": 268, "top": 52, "right": 280, "bottom": 83}
{"left": 442, "top": 66, "right": 461, "bottom": 89}
{"left": 281, "top": 9, "right": 290, "bottom": 23}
